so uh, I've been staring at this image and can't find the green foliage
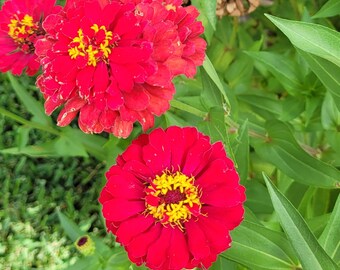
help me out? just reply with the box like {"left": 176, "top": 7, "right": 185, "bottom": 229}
{"left": 1, "top": 0, "right": 340, "bottom": 269}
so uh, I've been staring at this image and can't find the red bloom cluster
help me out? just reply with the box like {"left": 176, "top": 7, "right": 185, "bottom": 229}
{"left": 99, "top": 127, "right": 245, "bottom": 270}
{"left": 0, "top": 0, "right": 61, "bottom": 75}
{"left": 35, "top": 0, "right": 206, "bottom": 138}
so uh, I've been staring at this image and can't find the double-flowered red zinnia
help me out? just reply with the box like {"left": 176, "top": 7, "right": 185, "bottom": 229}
{"left": 99, "top": 126, "right": 245, "bottom": 269}
{"left": 0, "top": 0, "right": 60, "bottom": 75}
{"left": 35, "top": 0, "right": 206, "bottom": 138}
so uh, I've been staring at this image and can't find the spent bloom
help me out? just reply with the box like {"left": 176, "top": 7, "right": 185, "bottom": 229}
{"left": 35, "top": 0, "right": 206, "bottom": 138}
{"left": 0, "top": 0, "right": 61, "bottom": 75}
{"left": 99, "top": 126, "right": 245, "bottom": 269}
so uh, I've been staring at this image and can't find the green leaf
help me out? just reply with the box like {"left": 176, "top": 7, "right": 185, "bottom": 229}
{"left": 321, "top": 93, "right": 340, "bottom": 129}
{"left": 298, "top": 50, "right": 340, "bottom": 111}
{"left": 65, "top": 128, "right": 107, "bottom": 161}
{"left": 245, "top": 51, "right": 303, "bottom": 94}
{"left": 65, "top": 256, "right": 102, "bottom": 270}
{"left": 263, "top": 173, "right": 339, "bottom": 270}
{"left": 244, "top": 181, "right": 274, "bottom": 214}
{"left": 237, "top": 94, "right": 282, "bottom": 117}
{"left": 312, "top": 0, "right": 340, "bottom": 18}
{"left": 57, "top": 210, "right": 84, "bottom": 241}
{"left": 15, "top": 126, "right": 31, "bottom": 150}
{"left": 105, "top": 248, "right": 131, "bottom": 270}
{"left": 7, "top": 73, "right": 51, "bottom": 125}
{"left": 210, "top": 256, "right": 238, "bottom": 270}
{"left": 253, "top": 120, "right": 340, "bottom": 188}
{"left": 224, "top": 53, "right": 254, "bottom": 88}
{"left": 279, "top": 96, "right": 305, "bottom": 121}
{"left": 223, "top": 220, "right": 299, "bottom": 270}
{"left": 319, "top": 194, "right": 340, "bottom": 264}
{"left": 198, "top": 106, "right": 227, "bottom": 144}
{"left": 197, "top": 0, "right": 217, "bottom": 30}
{"left": 265, "top": 14, "right": 340, "bottom": 67}
{"left": 201, "top": 56, "right": 230, "bottom": 109}
{"left": 306, "top": 214, "right": 331, "bottom": 238}
{"left": 233, "top": 120, "right": 249, "bottom": 184}
{"left": 0, "top": 135, "right": 88, "bottom": 158}
{"left": 0, "top": 142, "right": 58, "bottom": 156}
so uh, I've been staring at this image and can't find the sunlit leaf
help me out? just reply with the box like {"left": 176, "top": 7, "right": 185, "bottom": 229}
{"left": 266, "top": 14, "right": 340, "bottom": 68}
{"left": 312, "top": 0, "right": 340, "bottom": 18}
{"left": 201, "top": 56, "right": 230, "bottom": 109}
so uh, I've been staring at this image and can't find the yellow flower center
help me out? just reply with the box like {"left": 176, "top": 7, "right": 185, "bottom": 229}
{"left": 68, "top": 24, "right": 117, "bottom": 67}
{"left": 145, "top": 170, "right": 202, "bottom": 229}
{"left": 164, "top": 3, "right": 176, "bottom": 11}
{"left": 8, "top": 14, "right": 38, "bottom": 48}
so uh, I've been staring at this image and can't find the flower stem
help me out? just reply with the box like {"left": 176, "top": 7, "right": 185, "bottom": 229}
{"left": 0, "top": 107, "right": 61, "bottom": 136}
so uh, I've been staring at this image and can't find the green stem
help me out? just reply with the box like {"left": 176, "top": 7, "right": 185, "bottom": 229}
{"left": 229, "top": 16, "right": 239, "bottom": 49}
{"left": 170, "top": 99, "right": 207, "bottom": 118}
{"left": 289, "top": 0, "right": 300, "bottom": 19}
{"left": 0, "top": 107, "right": 61, "bottom": 136}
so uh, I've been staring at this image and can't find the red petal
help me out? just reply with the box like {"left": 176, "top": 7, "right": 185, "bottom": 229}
{"left": 201, "top": 184, "right": 246, "bottom": 208}
{"left": 182, "top": 136, "right": 211, "bottom": 176}
{"left": 110, "top": 63, "right": 134, "bottom": 92}
{"left": 198, "top": 217, "right": 231, "bottom": 253}
{"left": 166, "top": 126, "right": 185, "bottom": 169}
{"left": 120, "top": 143, "right": 144, "bottom": 163}
{"left": 168, "top": 227, "right": 190, "bottom": 270}
{"left": 105, "top": 173, "right": 144, "bottom": 199}
{"left": 185, "top": 220, "right": 210, "bottom": 260}
{"left": 115, "top": 215, "right": 154, "bottom": 245}
{"left": 76, "top": 66, "right": 95, "bottom": 99}
{"left": 123, "top": 160, "right": 154, "bottom": 182}
{"left": 102, "top": 198, "right": 144, "bottom": 222}
{"left": 110, "top": 45, "right": 152, "bottom": 64}
{"left": 203, "top": 204, "right": 244, "bottom": 230}
{"left": 123, "top": 85, "right": 150, "bottom": 111}
{"left": 79, "top": 104, "right": 100, "bottom": 130}
{"left": 127, "top": 223, "right": 162, "bottom": 259}
{"left": 196, "top": 159, "right": 239, "bottom": 188}
{"left": 111, "top": 117, "right": 133, "bottom": 138}
{"left": 146, "top": 227, "right": 172, "bottom": 269}
{"left": 142, "top": 128, "right": 171, "bottom": 173}
{"left": 93, "top": 62, "right": 109, "bottom": 94}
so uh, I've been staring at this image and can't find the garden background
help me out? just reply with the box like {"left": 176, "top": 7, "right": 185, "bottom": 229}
{"left": 0, "top": 0, "right": 340, "bottom": 269}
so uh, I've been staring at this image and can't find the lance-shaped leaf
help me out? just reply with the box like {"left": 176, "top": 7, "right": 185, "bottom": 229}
{"left": 253, "top": 120, "right": 340, "bottom": 189}
{"left": 312, "top": 0, "right": 340, "bottom": 18}
{"left": 265, "top": 14, "right": 340, "bottom": 68}
{"left": 201, "top": 56, "right": 230, "bottom": 109}
{"left": 223, "top": 220, "right": 299, "bottom": 270}
{"left": 298, "top": 49, "right": 340, "bottom": 111}
{"left": 319, "top": 194, "right": 340, "bottom": 264}
{"left": 7, "top": 73, "right": 51, "bottom": 125}
{"left": 263, "top": 173, "right": 339, "bottom": 270}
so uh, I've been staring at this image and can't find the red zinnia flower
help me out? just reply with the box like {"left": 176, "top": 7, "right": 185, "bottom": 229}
{"left": 0, "top": 0, "right": 60, "bottom": 75}
{"left": 35, "top": 0, "right": 206, "bottom": 138}
{"left": 99, "top": 126, "right": 245, "bottom": 270}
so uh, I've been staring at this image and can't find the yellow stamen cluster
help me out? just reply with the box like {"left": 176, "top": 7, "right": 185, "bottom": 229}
{"left": 8, "top": 14, "right": 37, "bottom": 43}
{"left": 164, "top": 3, "right": 176, "bottom": 11}
{"left": 68, "top": 24, "right": 113, "bottom": 67}
{"left": 145, "top": 171, "right": 201, "bottom": 229}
